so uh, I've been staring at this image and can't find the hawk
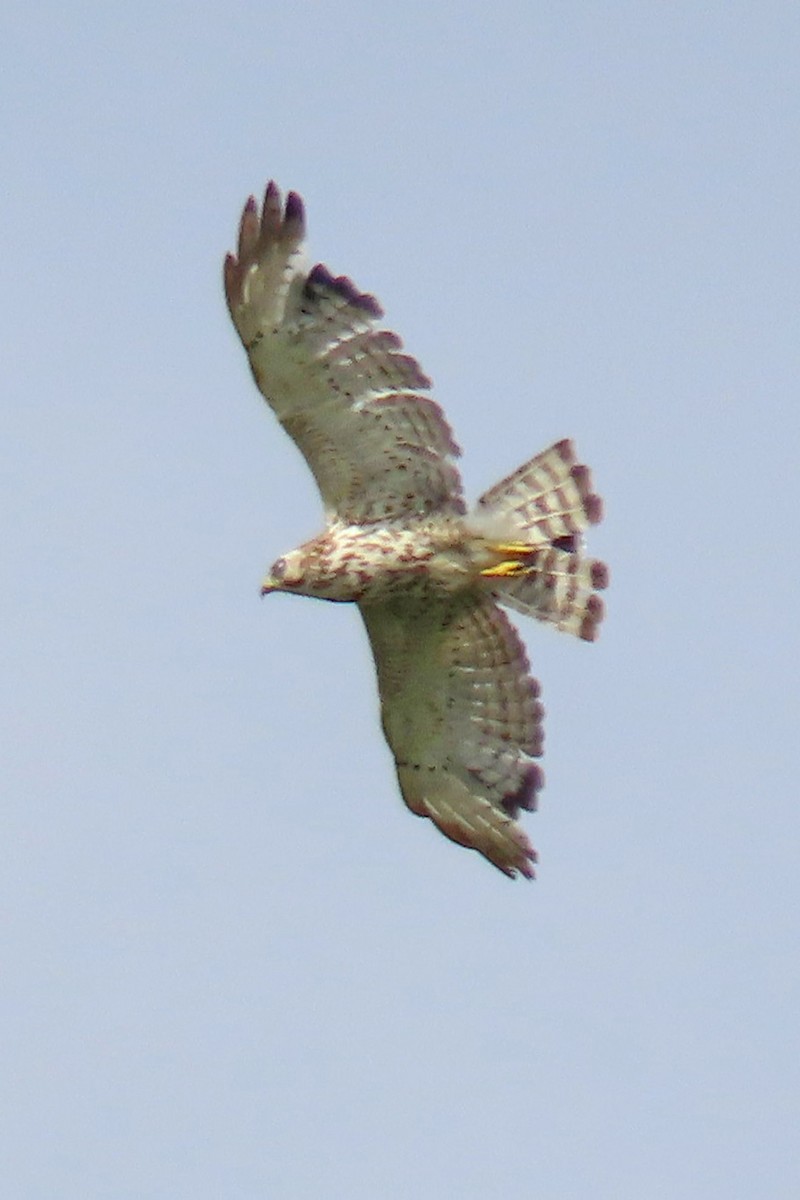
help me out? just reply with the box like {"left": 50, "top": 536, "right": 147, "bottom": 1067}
{"left": 224, "top": 180, "right": 608, "bottom": 879}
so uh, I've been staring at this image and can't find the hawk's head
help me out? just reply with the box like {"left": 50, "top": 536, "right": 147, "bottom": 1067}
{"left": 260, "top": 549, "right": 307, "bottom": 596}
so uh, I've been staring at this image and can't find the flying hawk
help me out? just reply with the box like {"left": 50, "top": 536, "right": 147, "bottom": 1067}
{"left": 224, "top": 180, "right": 608, "bottom": 879}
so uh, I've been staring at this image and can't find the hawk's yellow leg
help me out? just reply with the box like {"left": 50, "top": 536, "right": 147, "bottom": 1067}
{"left": 479, "top": 542, "right": 540, "bottom": 579}
{"left": 493, "top": 542, "right": 540, "bottom": 555}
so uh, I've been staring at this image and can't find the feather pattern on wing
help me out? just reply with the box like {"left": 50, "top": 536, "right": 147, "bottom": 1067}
{"left": 224, "top": 182, "right": 465, "bottom": 524}
{"left": 360, "top": 593, "right": 545, "bottom": 879}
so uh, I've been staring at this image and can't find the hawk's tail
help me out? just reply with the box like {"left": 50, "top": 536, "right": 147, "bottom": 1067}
{"left": 487, "top": 548, "right": 608, "bottom": 641}
{"left": 471, "top": 440, "right": 608, "bottom": 642}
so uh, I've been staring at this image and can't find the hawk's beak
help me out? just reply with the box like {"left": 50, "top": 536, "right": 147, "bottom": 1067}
{"left": 260, "top": 579, "right": 274, "bottom": 596}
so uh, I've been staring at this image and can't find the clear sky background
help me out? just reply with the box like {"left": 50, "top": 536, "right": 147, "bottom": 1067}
{"left": 3, "top": 3, "right": 799, "bottom": 1197}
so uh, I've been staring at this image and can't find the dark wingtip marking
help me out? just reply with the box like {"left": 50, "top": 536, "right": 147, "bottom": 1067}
{"left": 517, "top": 855, "right": 537, "bottom": 881}
{"left": 283, "top": 189, "right": 306, "bottom": 238}
{"left": 306, "top": 263, "right": 384, "bottom": 318}
{"left": 307, "top": 262, "right": 334, "bottom": 288}
{"left": 554, "top": 438, "right": 575, "bottom": 463}
{"left": 370, "top": 330, "right": 404, "bottom": 353}
{"left": 506, "top": 833, "right": 539, "bottom": 880}
{"left": 332, "top": 272, "right": 358, "bottom": 303}
{"left": 552, "top": 533, "right": 578, "bottom": 554}
{"left": 237, "top": 196, "right": 260, "bottom": 259}
{"left": 284, "top": 189, "right": 304, "bottom": 221}
{"left": 503, "top": 762, "right": 545, "bottom": 816}
{"left": 393, "top": 353, "right": 431, "bottom": 390}
{"left": 354, "top": 290, "right": 383, "bottom": 318}
{"left": 259, "top": 180, "right": 283, "bottom": 241}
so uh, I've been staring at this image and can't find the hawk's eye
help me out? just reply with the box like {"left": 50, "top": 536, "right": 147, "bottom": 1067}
{"left": 271, "top": 556, "right": 287, "bottom": 580}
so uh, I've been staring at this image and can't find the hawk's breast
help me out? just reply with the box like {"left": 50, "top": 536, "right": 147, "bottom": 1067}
{"left": 296, "top": 520, "right": 473, "bottom": 603}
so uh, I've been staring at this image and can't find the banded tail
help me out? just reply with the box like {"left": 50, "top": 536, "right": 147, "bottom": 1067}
{"left": 473, "top": 439, "right": 608, "bottom": 641}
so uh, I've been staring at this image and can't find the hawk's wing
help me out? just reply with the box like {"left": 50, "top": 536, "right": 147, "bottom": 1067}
{"left": 360, "top": 593, "right": 545, "bottom": 879}
{"left": 224, "top": 182, "right": 464, "bottom": 525}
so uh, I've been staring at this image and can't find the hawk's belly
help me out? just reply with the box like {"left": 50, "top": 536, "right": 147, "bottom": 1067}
{"left": 299, "top": 521, "right": 476, "bottom": 603}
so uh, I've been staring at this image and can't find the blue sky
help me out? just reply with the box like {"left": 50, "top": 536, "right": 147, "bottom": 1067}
{"left": 3, "top": 3, "right": 799, "bottom": 1197}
